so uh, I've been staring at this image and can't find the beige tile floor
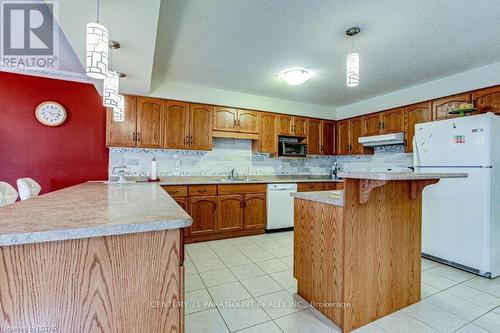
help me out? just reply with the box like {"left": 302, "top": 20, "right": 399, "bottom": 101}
{"left": 184, "top": 231, "right": 500, "bottom": 332}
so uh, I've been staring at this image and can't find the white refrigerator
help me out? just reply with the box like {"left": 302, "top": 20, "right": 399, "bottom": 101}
{"left": 414, "top": 113, "right": 500, "bottom": 278}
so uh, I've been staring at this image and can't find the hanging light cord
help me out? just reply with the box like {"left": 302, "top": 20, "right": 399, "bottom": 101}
{"left": 96, "top": 0, "right": 100, "bottom": 23}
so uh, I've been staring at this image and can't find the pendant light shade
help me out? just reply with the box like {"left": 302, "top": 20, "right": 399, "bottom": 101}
{"left": 346, "top": 52, "right": 360, "bottom": 87}
{"left": 103, "top": 70, "right": 119, "bottom": 107}
{"left": 86, "top": 22, "right": 109, "bottom": 79}
{"left": 113, "top": 95, "right": 125, "bottom": 122}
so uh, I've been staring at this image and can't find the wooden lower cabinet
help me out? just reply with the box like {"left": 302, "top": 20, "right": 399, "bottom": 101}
{"left": 188, "top": 196, "right": 217, "bottom": 236}
{"left": 243, "top": 193, "right": 266, "bottom": 229}
{"left": 218, "top": 195, "right": 244, "bottom": 232}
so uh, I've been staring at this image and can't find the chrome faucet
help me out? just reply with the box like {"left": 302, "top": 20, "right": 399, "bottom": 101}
{"left": 228, "top": 168, "right": 236, "bottom": 181}
{"left": 111, "top": 166, "right": 128, "bottom": 183}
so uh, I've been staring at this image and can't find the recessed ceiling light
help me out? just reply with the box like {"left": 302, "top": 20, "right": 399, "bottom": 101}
{"left": 279, "top": 68, "right": 313, "bottom": 86}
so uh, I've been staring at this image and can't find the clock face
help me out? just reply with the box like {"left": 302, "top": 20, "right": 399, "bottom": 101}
{"left": 35, "top": 102, "right": 67, "bottom": 126}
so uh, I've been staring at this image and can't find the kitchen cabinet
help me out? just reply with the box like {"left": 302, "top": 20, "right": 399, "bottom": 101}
{"left": 106, "top": 95, "right": 137, "bottom": 147}
{"left": 321, "top": 120, "right": 335, "bottom": 155}
{"left": 350, "top": 117, "right": 364, "bottom": 154}
{"left": 243, "top": 194, "right": 266, "bottom": 230}
{"left": 136, "top": 97, "right": 164, "bottom": 148}
{"left": 472, "top": 86, "right": 500, "bottom": 115}
{"left": 164, "top": 100, "right": 190, "bottom": 149}
{"left": 213, "top": 107, "right": 238, "bottom": 132}
{"left": 238, "top": 109, "right": 260, "bottom": 133}
{"left": 173, "top": 197, "right": 187, "bottom": 211}
{"left": 254, "top": 112, "right": 277, "bottom": 154}
{"left": 382, "top": 108, "right": 405, "bottom": 133}
{"left": 188, "top": 196, "right": 218, "bottom": 236}
{"left": 218, "top": 195, "right": 244, "bottom": 232}
{"left": 278, "top": 115, "right": 307, "bottom": 137}
{"left": 336, "top": 119, "right": 350, "bottom": 155}
{"left": 190, "top": 104, "right": 213, "bottom": 150}
{"left": 297, "top": 182, "right": 325, "bottom": 192}
{"left": 307, "top": 118, "right": 321, "bottom": 155}
{"left": 432, "top": 93, "right": 471, "bottom": 121}
{"left": 363, "top": 113, "right": 381, "bottom": 136}
{"left": 404, "top": 102, "right": 432, "bottom": 153}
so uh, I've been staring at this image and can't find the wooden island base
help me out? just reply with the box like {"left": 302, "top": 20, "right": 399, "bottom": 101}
{"left": 294, "top": 178, "right": 439, "bottom": 332}
{"left": 0, "top": 229, "right": 184, "bottom": 333}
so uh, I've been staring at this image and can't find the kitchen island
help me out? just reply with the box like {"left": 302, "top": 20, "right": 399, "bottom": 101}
{"left": 0, "top": 182, "right": 191, "bottom": 333}
{"left": 291, "top": 171, "right": 467, "bottom": 333}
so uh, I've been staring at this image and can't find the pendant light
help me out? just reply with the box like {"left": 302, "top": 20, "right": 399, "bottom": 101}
{"left": 103, "top": 41, "right": 120, "bottom": 107}
{"left": 346, "top": 27, "right": 360, "bottom": 88}
{"left": 113, "top": 94, "right": 125, "bottom": 122}
{"left": 86, "top": 0, "right": 109, "bottom": 79}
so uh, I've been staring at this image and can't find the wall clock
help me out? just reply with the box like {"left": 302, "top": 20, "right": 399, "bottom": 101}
{"left": 35, "top": 101, "right": 67, "bottom": 127}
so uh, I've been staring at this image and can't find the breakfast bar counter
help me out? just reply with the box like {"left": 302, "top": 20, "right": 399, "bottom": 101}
{"left": 0, "top": 182, "right": 191, "bottom": 332}
{"left": 292, "top": 171, "right": 467, "bottom": 332}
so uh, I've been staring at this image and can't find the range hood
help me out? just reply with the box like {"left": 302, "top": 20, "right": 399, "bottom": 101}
{"left": 358, "top": 132, "right": 405, "bottom": 147}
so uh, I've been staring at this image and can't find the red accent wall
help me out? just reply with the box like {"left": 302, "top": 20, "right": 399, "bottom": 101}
{"left": 0, "top": 71, "right": 108, "bottom": 194}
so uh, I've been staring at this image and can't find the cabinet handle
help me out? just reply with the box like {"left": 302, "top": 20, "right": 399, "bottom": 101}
{"left": 382, "top": 122, "right": 385, "bottom": 130}
{"left": 198, "top": 189, "right": 208, "bottom": 193}
{"left": 213, "top": 202, "right": 217, "bottom": 211}
{"left": 137, "top": 133, "right": 141, "bottom": 142}
{"left": 234, "top": 119, "right": 237, "bottom": 127}
{"left": 240, "top": 200, "right": 244, "bottom": 208}
{"left": 190, "top": 136, "right": 193, "bottom": 145}
{"left": 133, "top": 132, "right": 136, "bottom": 141}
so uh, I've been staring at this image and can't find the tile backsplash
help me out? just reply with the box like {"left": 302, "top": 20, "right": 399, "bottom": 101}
{"left": 109, "top": 138, "right": 413, "bottom": 178}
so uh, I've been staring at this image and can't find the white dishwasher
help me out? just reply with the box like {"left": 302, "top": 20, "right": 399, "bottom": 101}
{"left": 266, "top": 183, "right": 297, "bottom": 230}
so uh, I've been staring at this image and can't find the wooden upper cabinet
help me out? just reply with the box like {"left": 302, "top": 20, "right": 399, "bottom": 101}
{"left": 321, "top": 120, "right": 335, "bottom": 155}
{"left": 106, "top": 95, "right": 137, "bottom": 147}
{"left": 164, "top": 100, "right": 190, "bottom": 149}
{"left": 278, "top": 115, "right": 293, "bottom": 136}
{"left": 350, "top": 117, "right": 365, "bottom": 154}
{"left": 404, "top": 102, "right": 432, "bottom": 153}
{"left": 213, "top": 107, "right": 238, "bottom": 132}
{"left": 190, "top": 104, "right": 213, "bottom": 150}
{"left": 243, "top": 193, "right": 266, "bottom": 230}
{"left": 336, "top": 120, "right": 350, "bottom": 155}
{"left": 188, "top": 196, "right": 217, "bottom": 235}
{"left": 256, "top": 112, "right": 277, "bottom": 154}
{"left": 432, "top": 93, "right": 471, "bottom": 121}
{"left": 307, "top": 118, "right": 321, "bottom": 155}
{"left": 294, "top": 117, "right": 308, "bottom": 137}
{"left": 217, "top": 195, "right": 244, "bottom": 232}
{"left": 238, "top": 109, "right": 259, "bottom": 133}
{"left": 381, "top": 108, "right": 405, "bottom": 133}
{"left": 136, "top": 97, "right": 164, "bottom": 148}
{"left": 363, "top": 113, "right": 381, "bottom": 136}
{"left": 473, "top": 86, "right": 500, "bottom": 115}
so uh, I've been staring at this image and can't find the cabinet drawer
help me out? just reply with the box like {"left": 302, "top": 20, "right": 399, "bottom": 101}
{"left": 323, "top": 182, "right": 337, "bottom": 191}
{"left": 297, "top": 182, "right": 325, "bottom": 192}
{"left": 162, "top": 185, "right": 188, "bottom": 197}
{"left": 218, "top": 184, "right": 266, "bottom": 195}
{"left": 188, "top": 185, "right": 217, "bottom": 196}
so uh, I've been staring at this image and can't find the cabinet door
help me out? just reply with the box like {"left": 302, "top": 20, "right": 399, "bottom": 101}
{"left": 432, "top": 93, "right": 471, "bottom": 121}
{"left": 307, "top": 118, "right": 321, "bottom": 155}
{"left": 321, "top": 120, "right": 335, "bottom": 155}
{"left": 136, "top": 97, "right": 164, "bottom": 148}
{"left": 243, "top": 194, "right": 266, "bottom": 230}
{"left": 190, "top": 104, "right": 213, "bottom": 150}
{"left": 106, "top": 95, "right": 137, "bottom": 147}
{"left": 405, "top": 102, "right": 432, "bottom": 153}
{"left": 363, "top": 113, "right": 381, "bottom": 136}
{"left": 218, "top": 195, "right": 244, "bottom": 232}
{"left": 188, "top": 196, "right": 217, "bottom": 235}
{"left": 213, "top": 106, "right": 238, "bottom": 132}
{"left": 336, "top": 120, "right": 350, "bottom": 155}
{"left": 174, "top": 197, "right": 188, "bottom": 211}
{"left": 472, "top": 86, "right": 500, "bottom": 115}
{"left": 294, "top": 117, "right": 308, "bottom": 137}
{"left": 257, "top": 112, "right": 277, "bottom": 154}
{"left": 164, "top": 100, "right": 190, "bottom": 149}
{"left": 350, "top": 117, "right": 365, "bottom": 154}
{"left": 382, "top": 108, "right": 405, "bottom": 134}
{"left": 238, "top": 109, "right": 260, "bottom": 133}
{"left": 278, "top": 115, "right": 293, "bottom": 136}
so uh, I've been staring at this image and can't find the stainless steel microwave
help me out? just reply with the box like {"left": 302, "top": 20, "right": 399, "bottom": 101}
{"left": 278, "top": 141, "right": 307, "bottom": 157}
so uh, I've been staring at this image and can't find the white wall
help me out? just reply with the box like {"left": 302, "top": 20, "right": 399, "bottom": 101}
{"left": 336, "top": 61, "right": 500, "bottom": 119}
{"left": 150, "top": 78, "right": 337, "bottom": 120}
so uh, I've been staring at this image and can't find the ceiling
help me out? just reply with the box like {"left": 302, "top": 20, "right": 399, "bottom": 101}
{"left": 152, "top": 0, "right": 500, "bottom": 107}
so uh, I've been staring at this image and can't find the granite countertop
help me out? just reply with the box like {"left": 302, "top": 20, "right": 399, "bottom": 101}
{"left": 115, "top": 175, "right": 344, "bottom": 185}
{"left": 0, "top": 182, "right": 192, "bottom": 246}
{"left": 338, "top": 171, "right": 468, "bottom": 181}
{"left": 291, "top": 190, "right": 344, "bottom": 207}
